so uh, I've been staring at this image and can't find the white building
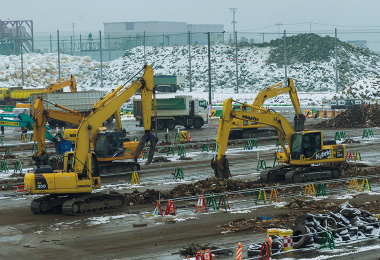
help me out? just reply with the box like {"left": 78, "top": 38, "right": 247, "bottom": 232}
{"left": 104, "top": 21, "right": 224, "bottom": 48}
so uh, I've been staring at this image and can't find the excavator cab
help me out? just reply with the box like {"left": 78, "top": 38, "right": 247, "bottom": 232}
{"left": 94, "top": 131, "right": 125, "bottom": 159}
{"left": 290, "top": 132, "right": 322, "bottom": 160}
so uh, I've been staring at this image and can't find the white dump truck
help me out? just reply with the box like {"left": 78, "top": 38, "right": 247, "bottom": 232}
{"left": 133, "top": 95, "right": 208, "bottom": 130}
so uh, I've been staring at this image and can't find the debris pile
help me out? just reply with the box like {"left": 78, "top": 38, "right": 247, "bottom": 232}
{"left": 318, "top": 104, "right": 380, "bottom": 128}
{"left": 179, "top": 243, "right": 232, "bottom": 256}
{"left": 291, "top": 203, "right": 380, "bottom": 249}
{"left": 124, "top": 178, "right": 259, "bottom": 206}
{"left": 219, "top": 215, "right": 294, "bottom": 234}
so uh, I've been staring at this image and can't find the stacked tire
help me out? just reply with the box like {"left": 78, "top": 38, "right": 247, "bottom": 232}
{"left": 292, "top": 206, "right": 379, "bottom": 249}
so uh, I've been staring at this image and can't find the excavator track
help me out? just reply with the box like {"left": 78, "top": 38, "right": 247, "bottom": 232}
{"left": 31, "top": 194, "right": 70, "bottom": 214}
{"left": 260, "top": 165, "right": 341, "bottom": 183}
{"left": 99, "top": 162, "right": 140, "bottom": 175}
{"left": 62, "top": 192, "right": 126, "bottom": 216}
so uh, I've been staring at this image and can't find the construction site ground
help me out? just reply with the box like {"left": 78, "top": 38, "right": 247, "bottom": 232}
{"left": 1, "top": 110, "right": 380, "bottom": 259}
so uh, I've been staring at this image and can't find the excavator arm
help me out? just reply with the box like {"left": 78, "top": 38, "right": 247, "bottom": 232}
{"left": 72, "top": 65, "right": 156, "bottom": 173}
{"left": 32, "top": 98, "right": 86, "bottom": 164}
{"left": 43, "top": 75, "right": 77, "bottom": 93}
{"left": 212, "top": 98, "right": 295, "bottom": 178}
{"left": 233, "top": 78, "right": 305, "bottom": 132}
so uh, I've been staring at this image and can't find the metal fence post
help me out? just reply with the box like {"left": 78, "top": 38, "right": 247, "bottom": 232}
{"left": 99, "top": 30, "right": 103, "bottom": 87}
{"left": 57, "top": 30, "right": 61, "bottom": 80}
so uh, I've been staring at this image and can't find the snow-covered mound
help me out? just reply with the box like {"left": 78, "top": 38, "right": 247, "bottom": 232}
{"left": 0, "top": 33, "right": 378, "bottom": 100}
{"left": 0, "top": 53, "right": 99, "bottom": 87}
{"left": 339, "top": 77, "right": 380, "bottom": 99}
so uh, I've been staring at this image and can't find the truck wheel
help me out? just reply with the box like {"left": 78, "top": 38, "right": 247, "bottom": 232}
{"left": 165, "top": 119, "right": 176, "bottom": 130}
{"left": 156, "top": 120, "right": 165, "bottom": 130}
{"left": 192, "top": 118, "right": 203, "bottom": 129}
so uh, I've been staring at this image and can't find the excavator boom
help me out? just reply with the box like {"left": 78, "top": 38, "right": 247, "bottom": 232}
{"left": 43, "top": 75, "right": 77, "bottom": 93}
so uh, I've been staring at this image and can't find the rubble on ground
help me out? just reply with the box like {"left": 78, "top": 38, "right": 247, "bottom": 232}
{"left": 219, "top": 200, "right": 379, "bottom": 235}
{"left": 179, "top": 243, "right": 233, "bottom": 256}
{"left": 317, "top": 104, "right": 380, "bottom": 128}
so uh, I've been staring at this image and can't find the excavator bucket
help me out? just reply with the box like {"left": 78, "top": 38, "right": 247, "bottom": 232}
{"left": 294, "top": 114, "right": 306, "bottom": 132}
{"left": 133, "top": 133, "right": 159, "bottom": 165}
{"left": 211, "top": 155, "right": 231, "bottom": 179}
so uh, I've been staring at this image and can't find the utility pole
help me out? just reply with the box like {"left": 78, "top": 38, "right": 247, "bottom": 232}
{"left": 72, "top": 23, "right": 76, "bottom": 38}
{"left": 99, "top": 30, "right": 103, "bottom": 88}
{"left": 188, "top": 31, "right": 192, "bottom": 92}
{"left": 262, "top": 33, "right": 264, "bottom": 43}
{"left": 275, "top": 23, "right": 283, "bottom": 37}
{"left": 207, "top": 32, "right": 212, "bottom": 105}
{"left": 335, "top": 28, "right": 338, "bottom": 93}
{"left": 284, "top": 30, "right": 287, "bottom": 82}
{"left": 230, "top": 7, "right": 238, "bottom": 93}
{"left": 20, "top": 32, "right": 24, "bottom": 86}
{"left": 309, "top": 22, "right": 312, "bottom": 33}
{"left": 143, "top": 31, "right": 146, "bottom": 64}
{"left": 57, "top": 30, "right": 61, "bottom": 80}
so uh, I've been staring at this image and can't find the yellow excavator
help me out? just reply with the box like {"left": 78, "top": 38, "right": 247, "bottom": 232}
{"left": 24, "top": 65, "right": 158, "bottom": 215}
{"left": 43, "top": 75, "right": 77, "bottom": 93}
{"left": 211, "top": 97, "right": 345, "bottom": 182}
{"left": 230, "top": 79, "right": 306, "bottom": 139}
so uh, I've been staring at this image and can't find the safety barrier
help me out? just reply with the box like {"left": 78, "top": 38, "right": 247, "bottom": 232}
{"left": 259, "top": 242, "right": 271, "bottom": 259}
{"left": 0, "top": 161, "right": 8, "bottom": 172}
{"left": 362, "top": 129, "right": 374, "bottom": 139}
{"left": 256, "top": 189, "right": 267, "bottom": 204}
{"left": 304, "top": 183, "right": 316, "bottom": 197}
{"left": 153, "top": 200, "right": 163, "bottom": 216}
{"left": 206, "top": 194, "right": 218, "bottom": 210}
{"left": 173, "top": 167, "right": 184, "bottom": 180}
{"left": 167, "top": 146, "right": 174, "bottom": 156}
{"left": 164, "top": 200, "right": 176, "bottom": 215}
{"left": 4, "top": 146, "right": 10, "bottom": 156}
{"left": 218, "top": 195, "right": 230, "bottom": 211}
{"left": 257, "top": 159, "right": 267, "bottom": 171}
{"left": 178, "top": 145, "right": 186, "bottom": 157}
{"left": 235, "top": 242, "right": 242, "bottom": 260}
{"left": 334, "top": 131, "right": 346, "bottom": 141}
{"left": 142, "top": 148, "right": 150, "bottom": 159}
{"left": 180, "top": 131, "right": 188, "bottom": 142}
{"left": 13, "top": 161, "right": 22, "bottom": 173}
{"left": 174, "top": 133, "right": 180, "bottom": 142}
{"left": 244, "top": 139, "right": 258, "bottom": 150}
{"left": 164, "top": 132, "right": 171, "bottom": 143}
{"left": 195, "top": 195, "right": 207, "bottom": 213}
{"left": 346, "top": 151, "right": 361, "bottom": 161}
{"left": 0, "top": 135, "right": 2, "bottom": 145}
{"left": 269, "top": 188, "right": 280, "bottom": 203}
{"left": 212, "top": 143, "right": 218, "bottom": 153}
{"left": 349, "top": 178, "right": 372, "bottom": 192}
{"left": 320, "top": 231, "right": 335, "bottom": 250}
{"left": 129, "top": 172, "right": 140, "bottom": 185}
{"left": 202, "top": 143, "right": 209, "bottom": 152}
{"left": 316, "top": 183, "right": 327, "bottom": 197}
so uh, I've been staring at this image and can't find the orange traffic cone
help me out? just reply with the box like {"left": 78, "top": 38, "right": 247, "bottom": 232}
{"left": 187, "top": 131, "right": 191, "bottom": 141}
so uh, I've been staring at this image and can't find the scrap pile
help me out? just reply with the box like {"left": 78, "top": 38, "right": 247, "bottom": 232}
{"left": 291, "top": 203, "right": 380, "bottom": 249}
{"left": 318, "top": 104, "right": 380, "bottom": 128}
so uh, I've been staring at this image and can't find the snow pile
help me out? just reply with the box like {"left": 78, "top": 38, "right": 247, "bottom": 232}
{"left": 0, "top": 34, "right": 379, "bottom": 99}
{"left": 338, "top": 77, "right": 380, "bottom": 99}
{"left": 0, "top": 53, "right": 99, "bottom": 87}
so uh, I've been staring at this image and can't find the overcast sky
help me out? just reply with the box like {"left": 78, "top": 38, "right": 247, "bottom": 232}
{"left": 2, "top": 0, "right": 380, "bottom": 33}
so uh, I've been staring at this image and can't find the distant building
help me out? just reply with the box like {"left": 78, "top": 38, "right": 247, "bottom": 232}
{"left": 347, "top": 40, "right": 368, "bottom": 48}
{"left": 104, "top": 21, "right": 224, "bottom": 49}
